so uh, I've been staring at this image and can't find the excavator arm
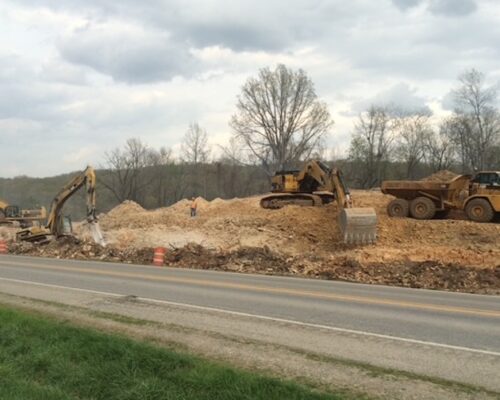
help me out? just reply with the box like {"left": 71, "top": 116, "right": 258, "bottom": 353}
{"left": 302, "top": 161, "right": 377, "bottom": 243}
{"left": 45, "top": 166, "right": 97, "bottom": 236}
{"left": 297, "top": 161, "right": 352, "bottom": 206}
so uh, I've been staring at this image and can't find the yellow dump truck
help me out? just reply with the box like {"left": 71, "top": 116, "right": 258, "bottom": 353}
{"left": 0, "top": 199, "right": 46, "bottom": 227}
{"left": 381, "top": 171, "right": 500, "bottom": 222}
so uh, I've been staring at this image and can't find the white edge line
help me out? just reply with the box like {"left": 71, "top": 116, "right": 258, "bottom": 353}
{"left": 0, "top": 276, "right": 499, "bottom": 358}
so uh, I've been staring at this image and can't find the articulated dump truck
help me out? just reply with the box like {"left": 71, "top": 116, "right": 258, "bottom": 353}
{"left": 382, "top": 171, "right": 500, "bottom": 222}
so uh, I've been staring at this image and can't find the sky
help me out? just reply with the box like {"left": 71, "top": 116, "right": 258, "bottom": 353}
{"left": 1, "top": 0, "right": 499, "bottom": 177}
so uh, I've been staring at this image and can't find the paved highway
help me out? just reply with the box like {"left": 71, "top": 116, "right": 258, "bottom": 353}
{"left": 0, "top": 254, "right": 499, "bottom": 393}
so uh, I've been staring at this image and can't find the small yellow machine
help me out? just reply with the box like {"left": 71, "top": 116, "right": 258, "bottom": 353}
{"left": 261, "top": 160, "right": 377, "bottom": 244}
{"left": 0, "top": 199, "right": 46, "bottom": 227}
{"left": 17, "top": 166, "right": 105, "bottom": 245}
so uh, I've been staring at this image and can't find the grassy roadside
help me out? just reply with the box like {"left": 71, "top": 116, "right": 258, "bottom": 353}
{"left": 0, "top": 305, "right": 360, "bottom": 400}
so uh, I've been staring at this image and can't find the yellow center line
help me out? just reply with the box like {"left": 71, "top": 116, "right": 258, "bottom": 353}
{"left": 0, "top": 259, "right": 499, "bottom": 318}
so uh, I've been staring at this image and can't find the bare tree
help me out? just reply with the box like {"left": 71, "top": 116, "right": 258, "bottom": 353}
{"left": 230, "top": 64, "right": 333, "bottom": 174}
{"left": 394, "top": 110, "right": 433, "bottom": 179}
{"left": 424, "top": 123, "right": 455, "bottom": 172}
{"left": 449, "top": 69, "right": 500, "bottom": 171}
{"left": 181, "top": 123, "right": 210, "bottom": 164}
{"left": 348, "top": 106, "right": 393, "bottom": 188}
{"left": 180, "top": 122, "right": 212, "bottom": 197}
{"left": 219, "top": 136, "right": 247, "bottom": 166}
{"left": 101, "top": 138, "right": 155, "bottom": 204}
{"left": 149, "top": 147, "right": 178, "bottom": 207}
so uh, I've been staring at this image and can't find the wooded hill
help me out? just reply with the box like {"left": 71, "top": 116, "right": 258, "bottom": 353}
{"left": 0, "top": 159, "right": 461, "bottom": 221}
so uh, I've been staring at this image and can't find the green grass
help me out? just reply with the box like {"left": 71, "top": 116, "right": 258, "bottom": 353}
{"left": 0, "top": 306, "right": 354, "bottom": 400}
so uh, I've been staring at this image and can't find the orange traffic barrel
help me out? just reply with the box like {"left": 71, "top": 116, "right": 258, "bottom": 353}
{"left": 153, "top": 247, "right": 166, "bottom": 266}
{"left": 0, "top": 240, "right": 7, "bottom": 254}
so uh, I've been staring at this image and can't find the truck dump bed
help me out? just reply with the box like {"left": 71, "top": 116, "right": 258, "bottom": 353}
{"left": 381, "top": 175, "right": 470, "bottom": 208}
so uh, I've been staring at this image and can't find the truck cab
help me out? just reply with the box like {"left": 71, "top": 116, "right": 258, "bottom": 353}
{"left": 471, "top": 171, "right": 500, "bottom": 187}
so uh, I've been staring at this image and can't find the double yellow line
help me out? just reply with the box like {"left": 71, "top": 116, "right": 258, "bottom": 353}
{"left": 0, "top": 258, "right": 499, "bottom": 318}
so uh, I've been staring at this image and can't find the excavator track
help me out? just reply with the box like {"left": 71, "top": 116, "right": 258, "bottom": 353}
{"left": 260, "top": 193, "right": 324, "bottom": 209}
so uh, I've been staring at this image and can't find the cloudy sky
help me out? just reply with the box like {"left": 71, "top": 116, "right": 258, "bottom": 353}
{"left": 1, "top": 0, "right": 499, "bottom": 177}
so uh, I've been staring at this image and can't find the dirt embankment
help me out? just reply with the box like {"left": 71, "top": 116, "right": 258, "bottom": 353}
{"left": 4, "top": 188, "right": 500, "bottom": 294}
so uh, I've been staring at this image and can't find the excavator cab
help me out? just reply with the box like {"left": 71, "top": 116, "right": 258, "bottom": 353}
{"left": 4, "top": 205, "right": 20, "bottom": 218}
{"left": 271, "top": 170, "right": 300, "bottom": 192}
{"left": 60, "top": 216, "right": 73, "bottom": 236}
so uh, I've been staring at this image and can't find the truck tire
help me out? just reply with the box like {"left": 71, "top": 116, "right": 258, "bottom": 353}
{"left": 387, "top": 199, "right": 409, "bottom": 218}
{"left": 410, "top": 197, "right": 436, "bottom": 220}
{"left": 465, "top": 198, "right": 494, "bottom": 222}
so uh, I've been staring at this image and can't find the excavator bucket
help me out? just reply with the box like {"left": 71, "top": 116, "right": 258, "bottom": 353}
{"left": 339, "top": 208, "right": 377, "bottom": 245}
{"left": 80, "top": 221, "right": 106, "bottom": 247}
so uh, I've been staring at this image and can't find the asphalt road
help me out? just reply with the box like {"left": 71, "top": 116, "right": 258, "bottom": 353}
{"left": 0, "top": 254, "right": 498, "bottom": 353}
{"left": 0, "top": 254, "right": 499, "bottom": 394}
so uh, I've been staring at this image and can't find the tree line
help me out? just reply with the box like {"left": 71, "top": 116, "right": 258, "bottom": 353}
{"left": 348, "top": 69, "right": 500, "bottom": 188}
{"left": 101, "top": 65, "right": 500, "bottom": 207}
{"left": 3, "top": 65, "right": 499, "bottom": 217}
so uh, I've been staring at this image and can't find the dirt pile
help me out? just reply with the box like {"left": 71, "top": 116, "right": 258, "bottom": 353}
{"left": 166, "top": 244, "right": 499, "bottom": 294}
{"left": 9, "top": 237, "right": 154, "bottom": 264}
{"left": 96, "top": 191, "right": 500, "bottom": 270}
{"left": 5, "top": 189, "right": 500, "bottom": 294}
{"left": 0, "top": 226, "right": 17, "bottom": 241}
{"left": 421, "top": 170, "right": 459, "bottom": 182}
{"left": 8, "top": 240, "right": 499, "bottom": 294}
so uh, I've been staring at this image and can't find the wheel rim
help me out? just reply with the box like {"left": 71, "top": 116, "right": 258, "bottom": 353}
{"left": 393, "top": 205, "right": 402, "bottom": 214}
{"left": 415, "top": 203, "right": 427, "bottom": 216}
{"left": 471, "top": 205, "right": 484, "bottom": 218}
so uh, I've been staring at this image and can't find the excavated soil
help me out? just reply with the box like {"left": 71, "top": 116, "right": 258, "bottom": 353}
{"left": 3, "top": 188, "right": 500, "bottom": 294}
{"left": 420, "top": 170, "right": 458, "bottom": 182}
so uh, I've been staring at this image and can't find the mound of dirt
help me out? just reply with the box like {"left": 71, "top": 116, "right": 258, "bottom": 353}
{"left": 421, "top": 170, "right": 459, "bottom": 182}
{"left": 6, "top": 189, "right": 500, "bottom": 294}
{"left": 103, "top": 200, "right": 145, "bottom": 223}
{"left": 97, "top": 192, "right": 500, "bottom": 271}
{"left": 9, "top": 237, "right": 154, "bottom": 264}
{"left": 0, "top": 226, "right": 17, "bottom": 241}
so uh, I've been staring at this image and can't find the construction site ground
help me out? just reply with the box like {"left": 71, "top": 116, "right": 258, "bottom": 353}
{"left": 2, "top": 187, "right": 499, "bottom": 294}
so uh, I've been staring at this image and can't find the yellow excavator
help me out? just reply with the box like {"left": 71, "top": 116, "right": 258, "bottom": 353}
{"left": 0, "top": 199, "right": 46, "bottom": 227}
{"left": 16, "top": 166, "right": 105, "bottom": 246}
{"left": 260, "top": 160, "right": 377, "bottom": 244}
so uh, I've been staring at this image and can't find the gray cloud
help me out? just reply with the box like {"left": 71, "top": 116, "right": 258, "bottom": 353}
{"left": 0, "top": 55, "right": 70, "bottom": 120}
{"left": 428, "top": 0, "right": 477, "bottom": 16}
{"left": 58, "top": 24, "right": 197, "bottom": 83}
{"left": 351, "top": 83, "right": 432, "bottom": 115}
{"left": 1, "top": 0, "right": 499, "bottom": 176}
{"left": 391, "top": 0, "right": 423, "bottom": 11}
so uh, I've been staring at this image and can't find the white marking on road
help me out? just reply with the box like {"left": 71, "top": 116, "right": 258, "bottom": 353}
{"left": 1, "top": 276, "right": 499, "bottom": 357}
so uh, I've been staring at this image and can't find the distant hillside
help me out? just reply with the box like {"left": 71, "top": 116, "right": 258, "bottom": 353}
{"left": 1, "top": 160, "right": 458, "bottom": 222}
{"left": 0, "top": 163, "right": 270, "bottom": 221}
{"left": 0, "top": 170, "right": 119, "bottom": 220}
